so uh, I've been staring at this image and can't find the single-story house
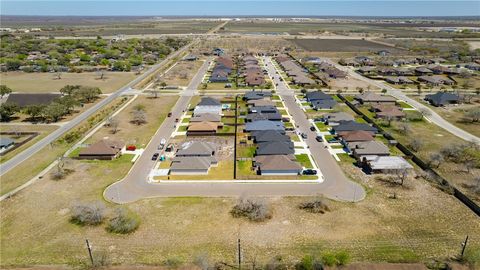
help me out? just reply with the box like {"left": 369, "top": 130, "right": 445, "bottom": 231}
{"left": 245, "top": 120, "right": 284, "bottom": 132}
{"left": 193, "top": 97, "right": 222, "bottom": 116}
{"left": 322, "top": 112, "right": 354, "bottom": 126}
{"left": 170, "top": 156, "right": 215, "bottom": 175}
{"left": 0, "top": 137, "right": 15, "bottom": 151}
{"left": 176, "top": 141, "right": 216, "bottom": 158}
{"left": 246, "top": 112, "right": 282, "bottom": 122}
{"left": 366, "top": 156, "right": 413, "bottom": 173}
{"left": 5, "top": 93, "right": 62, "bottom": 108}
{"left": 338, "top": 130, "right": 375, "bottom": 143}
{"left": 418, "top": 75, "right": 455, "bottom": 86}
{"left": 371, "top": 104, "right": 405, "bottom": 119}
{"left": 415, "top": 67, "right": 433, "bottom": 75}
{"left": 187, "top": 121, "right": 219, "bottom": 135}
{"left": 251, "top": 130, "right": 290, "bottom": 143}
{"left": 348, "top": 141, "right": 390, "bottom": 160}
{"left": 332, "top": 120, "right": 378, "bottom": 134}
{"left": 254, "top": 155, "right": 302, "bottom": 175}
{"left": 256, "top": 141, "right": 295, "bottom": 156}
{"left": 249, "top": 106, "right": 278, "bottom": 114}
{"left": 385, "top": 76, "right": 414, "bottom": 85}
{"left": 305, "top": 91, "right": 332, "bottom": 102}
{"left": 247, "top": 99, "right": 275, "bottom": 107}
{"left": 190, "top": 113, "right": 222, "bottom": 123}
{"left": 354, "top": 92, "right": 396, "bottom": 104}
{"left": 244, "top": 91, "right": 272, "bottom": 101}
{"left": 311, "top": 99, "right": 337, "bottom": 110}
{"left": 424, "top": 92, "right": 460, "bottom": 106}
{"left": 78, "top": 139, "right": 125, "bottom": 160}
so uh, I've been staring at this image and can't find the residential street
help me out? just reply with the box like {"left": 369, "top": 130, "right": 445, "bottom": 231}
{"left": 104, "top": 57, "right": 366, "bottom": 204}
{"left": 326, "top": 59, "right": 480, "bottom": 144}
{"left": 0, "top": 39, "right": 198, "bottom": 176}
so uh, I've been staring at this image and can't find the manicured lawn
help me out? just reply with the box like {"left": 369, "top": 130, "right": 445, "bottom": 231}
{"left": 295, "top": 154, "right": 313, "bottom": 168}
{"left": 278, "top": 109, "right": 288, "bottom": 115}
{"left": 290, "top": 133, "right": 301, "bottom": 142}
{"left": 237, "top": 160, "right": 255, "bottom": 176}
{"left": 284, "top": 122, "right": 294, "bottom": 129}
{"left": 218, "top": 125, "right": 235, "bottom": 133}
{"left": 315, "top": 122, "right": 329, "bottom": 131}
{"left": 178, "top": 125, "right": 188, "bottom": 132}
{"left": 237, "top": 145, "right": 256, "bottom": 158}
{"left": 324, "top": 134, "right": 335, "bottom": 141}
{"left": 396, "top": 101, "right": 414, "bottom": 109}
{"left": 181, "top": 118, "right": 190, "bottom": 123}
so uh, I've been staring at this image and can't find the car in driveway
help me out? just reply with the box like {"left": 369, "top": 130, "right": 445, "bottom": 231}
{"left": 151, "top": 153, "right": 159, "bottom": 160}
{"left": 302, "top": 169, "right": 317, "bottom": 175}
{"left": 301, "top": 133, "right": 308, "bottom": 139}
{"left": 310, "top": 126, "right": 316, "bottom": 131}
{"left": 315, "top": 135, "right": 323, "bottom": 142}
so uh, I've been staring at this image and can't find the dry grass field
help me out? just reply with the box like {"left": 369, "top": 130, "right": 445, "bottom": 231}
{"left": 291, "top": 39, "right": 402, "bottom": 53}
{"left": 158, "top": 60, "right": 204, "bottom": 87}
{"left": 0, "top": 72, "right": 137, "bottom": 93}
{"left": 196, "top": 36, "right": 294, "bottom": 54}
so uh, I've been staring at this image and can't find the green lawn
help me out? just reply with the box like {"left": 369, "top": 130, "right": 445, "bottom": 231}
{"left": 237, "top": 145, "right": 256, "bottom": 158}
{"left": 315, "top": 122, "right": 329, "bottom": 131}
{"left": 218, "top": 125, "right": 235, "bottom": 133}
{"left": 324, "top": 135, "right": 335, "bottom": 141}
{"left": 178, "top": 126, "right": 188, "bottom": 132}
{"left": 396, "top": 101, "right": 414, "bottom": 109}
{"left": 295, "top": 154, "right": 313, "bottom": 168}
{"left": 237, "top": 160, "right": 255, "bottom": 176}
{"left": 181, "top": 118, "right": 190, "bottom": 123}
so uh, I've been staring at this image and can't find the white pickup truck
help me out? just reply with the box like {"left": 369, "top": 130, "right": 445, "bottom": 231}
{"left": 158, "top": 138, "right": 167, "bottom": 150}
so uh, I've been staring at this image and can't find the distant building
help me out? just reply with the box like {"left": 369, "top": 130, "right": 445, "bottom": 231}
{"left": 424, "top": 92, "right": 460, "bottom": 107}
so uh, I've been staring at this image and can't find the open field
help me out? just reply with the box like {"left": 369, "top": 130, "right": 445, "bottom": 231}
{"left": 196, "top": 36, "right": 293, "bottom": 54}
{"left": 291, "top": 39, "right": 403, "bottom": 53}
{"left": 158, "top": 60, "right": 204, "bottom": 87}
{"left": 0, "top": 72, "right": 138, "bottom": 93}
{"left": 0, "top": 125, "right": 58, "bottom": 163}
{"left": 1, "top": 153, "right": 479, "bottom": 266}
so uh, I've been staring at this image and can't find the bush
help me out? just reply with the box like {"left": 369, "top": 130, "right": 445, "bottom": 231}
{"left": 230, "top": 197, "right": 272, "bottom": 222}
{"left": 321, "top": 251, "right": 350, "bottom": 267}
{"left": 298, "top": 197, "right": 330, "bottom": 214}
{"left": 106, "top": 208, "right": 140, "bottom": 234}
{"left": 70, "top": 202, "right": 105, "bottom": 226}
{"left": 266, "top": 255, "right": 288, "bottom": 270}
{"left": 295, "top": 255, "right": 324, "bottom": 270}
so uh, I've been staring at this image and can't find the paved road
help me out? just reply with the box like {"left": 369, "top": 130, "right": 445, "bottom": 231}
{"left": 0, "top": 41, "right": 198, "bottom": 176}
{"left": 326, "top": 59, "right": 480, "bottom": 144}
{"left": 263, "top": 56, "right": 366, "bottom": 202}
{"left": 104, "top": 57, "right": 365, "bottom": 204}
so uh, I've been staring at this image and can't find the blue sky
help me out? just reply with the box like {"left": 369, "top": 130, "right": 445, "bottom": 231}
{"left": 1, "top": 1, "right": 479, "bottom": 16}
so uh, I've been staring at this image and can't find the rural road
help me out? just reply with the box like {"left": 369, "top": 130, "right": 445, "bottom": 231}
{"left": 0, "top": 39, "right": 198, "bottom": 176}
{"left": 104, "top": 56, "right": 365, "bottom": 204}
{"left": 327, "top": 59, "right": 480, "bottom": 144}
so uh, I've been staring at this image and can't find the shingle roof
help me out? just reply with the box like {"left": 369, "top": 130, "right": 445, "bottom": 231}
{"left": 425, "top": 92, "right": 459, "bottom": 106}
{"left": 333, "top": 121, "right": 377, "bottom": 133}
{"left": 305, "top": 91, "right": 332, "bottom": 101}
{"left": 368, "top": 156, "right": 413, "bottom": 170}
{"left": 247, "top": 112, "right": 282, "bottom": 122}
{"left": 255, "top": 155, "right": 302, "bottom": 171}
{"left": 170, "top": 156, "right": 213, "bottom": 170}
{"left": 354, "top": 92, "right": 396, "bottom": 103}
{"left": 251, "top": 130, "right": 290, "bottom": 143}
{"left": 244, "top": 91, "right": 272, "bottom": 100}
{"left": 323, "top": 112, "right": 354, "bottom": 122}
{"left": 190, "top": 113, "right": 222, "bottom": 122}
{"left": 311, "top": 99, "right": 337, "bottom": 109}
{"left": 338, "top": 130, "right": 375, "bottom": 142}
{"left": 245, "top": 120, "right": 284, "bottom": 131}
{"left": 79, "top": 139, "right": 124, "bottom": 156}
{"left": 349, "top": 141, "right": 390, "bottom": 156}
{"left": 256, "top": 141, "right": 294, "bottom": 155}
{"left": 198, "top": 97, "right": 221, "bottom": 106}
{"left": 0, "top": 137, "right": 15, "bottom": 147}
{"left": 176, "top": 141, "right": 216, "bottom": 156}
{"left": 188, "top": 121, "right": 218, "bottom": 132}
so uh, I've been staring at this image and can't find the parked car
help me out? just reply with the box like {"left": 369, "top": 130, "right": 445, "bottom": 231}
{"left": 165, "top": 143, "right": 175, "bottom": 152}
{"left": 315, "top": 135, "right": 323, "bottom": 142}
{"left": 301, "top": 133, "right": 307, "bottom": 139}
{"left": 167, "top": 112, "right": 172, "bottom": 117}
{"left": 310, "top": 126, "right": 316, "bottom": 131}
{"left": 126, "top": 145, "right": 136, "bottom": 151}
{"left": 302, "top": 169, "right": 317, "bottom": 175}
{"left": 151, "top": 153, "right": 159, "bottom": 160}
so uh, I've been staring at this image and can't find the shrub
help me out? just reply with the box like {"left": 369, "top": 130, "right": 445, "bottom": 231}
{"left": 295, "top": 255, "right": 324, "bottom": 270}
{"left": 298, "top": 197, "right": 330, "bottom": 214}
{"left": 266, "top": 255, "right": 288, "bottom": 270}
{"left": 106, "top": 208, "right": 140, "bottom": 234}
{"left": 70, "top": 202, "right": 105, "bottom": 226}
{"left": 321, "top": 251, "right": 350, "bottom": 267}
{"left": 230, "top": 197, "right": 272, "bottom": 222}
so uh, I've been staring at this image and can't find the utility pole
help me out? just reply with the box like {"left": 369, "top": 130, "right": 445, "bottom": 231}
{"left": 85, "top": 239, "right": 94, "bottom": 265}
{"left": 233, "top": 95, "right": 238, "bottom": 179}
{"left": 237, "top": 238, "right": 242, "bottom": 270}
{"left": 460, "top": 235, "right": 469, "bottom": 258}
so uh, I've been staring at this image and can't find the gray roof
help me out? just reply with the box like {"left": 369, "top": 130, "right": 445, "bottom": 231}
{"left": 323, "top": 112, "right": 354, "bottom": 122}
{"left": 176, "top": 141, "right": 215, "bottom": 157}
{"left": 197, "top": 97, "right": 221, "bottom": 106}
{"left": 305, "top": 91, "right": 332, "bottom": 101}
{"left": 190, "top": 113, "right": 222, "bottom": 122}
{"left": 246, "top": 112, "right": 282, "bottom": 122}
{"left": 256, "top": 141, "right": 294, "bottom": 156}
{"left": 425, "top": 92, "right": 459, "bottom": 106}
{"left": 311, "top": 99, "right": 337, "bottom": 109}
{"left": 252, "top": 130, "right": 290, "bottom": 143}
{"left": 244, "top": 91, "right": 272, "bottom": 100}
{"left": 249, "top": 106, "right": 278, "bottom": 114}
{"left": 368, "top": 156, "right": 413, "bottom": 170}
{"left": 245, "top": 120, "right": 284, "bottom": 131}
{"left": 349, "top": 141, "right": 390, "bottom": 156}
{"left": 255, "top": 155, "right": 302, "bottom": 171}
{"left": 354, "top": 92, "right": 396, "bottom": 103}
{"left": 0, "top": 137, "right": 15, "bottom": 147}
{"left": 333, "top": 121, "right": 377, "bottom": 133}
{"left": 170, "top": 156, "right": 214, "bottom": 171}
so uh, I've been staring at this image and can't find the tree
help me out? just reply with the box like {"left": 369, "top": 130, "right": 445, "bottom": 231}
{"left": 24, "top": 104, "right": 45, "bottom": 121}
{"left": 416, "top": 84, "right": 422, "bottom": 95}
{"left": 381, "top": 89, "right": 387, "bottom": 94}
{"left": 428, "top": 152, "right": 444, "bottom": 168}
{"left": 60, "top": 85, "right": 81, "bottom": 96}
{"left": 147, "top": 89, "right": 160, "bottom": 98}
{"left": 394, "top": 165, "right": 409, "bottom": 186}
{"left": 465, "top": 108, "right": 480, "bottom": 123}
{"left": 76, "top": 86, "right": 102, "bottom": 103}
{"left": 0, "top": 103, "right": 19, "bottom": 122}
{"left": 230, "top": 196, "right": 272, "bottom": 222}
{"left": 70, "top": 201, "right": 106, "bottom": 226}
{"left": 408, "top": 138, "right": 424, "bottom": 152}
{"left": 106, "top": 208, "right": 140, "bottom": 234}
{"left": 0, "top": 85, "right": 12, "bottom": 97}
{"left": 43, "top": 102, "right": 67, "bottom": 122}
{"left": 107, "top": 117, "right": 120, "bottom": 134}
{"left": 57, "top": 95, "right": 80, "bottom": 114}
{"left": 131, "top": 110, "right": 146, "bottom": 125}
{"left": 396, "top": 122, "right": 410, "bottom": 135}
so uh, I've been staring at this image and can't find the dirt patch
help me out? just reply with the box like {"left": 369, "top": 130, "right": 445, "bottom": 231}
{"left": 291, "top": 39, "right": 402, "bottom": 53}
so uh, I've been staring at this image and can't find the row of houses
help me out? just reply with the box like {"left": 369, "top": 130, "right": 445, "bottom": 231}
{"left": 209, "top": 56, "right": 234, "bottom": 83}
{"left": 305, "top": 91, "right": 338, "bottom": 110}
{"left": 188, "top": 97, "right": 223, "bottom": 135}
{"left": 302, "top": 57, "right": 348, "bottom": 79}
{"left": 275, "top": 55, "right": 316, "bottom": 86}
{"left": 341, "top": 56, "right": 448, "bottom": 67}
{"left": 322, "top": 113, "right": 413, "bottom": 173}
{"left": 238, "top": 55, "right": 266, "bottom": 87}
{"left": 243, "top": 91, "right": 302, "bottom": 175}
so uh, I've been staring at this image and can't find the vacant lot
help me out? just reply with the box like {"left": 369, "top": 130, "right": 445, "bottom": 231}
{"left": 1, "top": 72, "right": 137, "bottom": 93}
{"left": 159, "top": 60, "right": 204, "bottom": 87}
{"left": 1, "top": 153, "right": 479, "bottom": 267}
{"left": 0, "top": 124, "right": 58, "bottom": 163}
{"left": 291, "top": 39, "right": 400, "bottom": 53}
